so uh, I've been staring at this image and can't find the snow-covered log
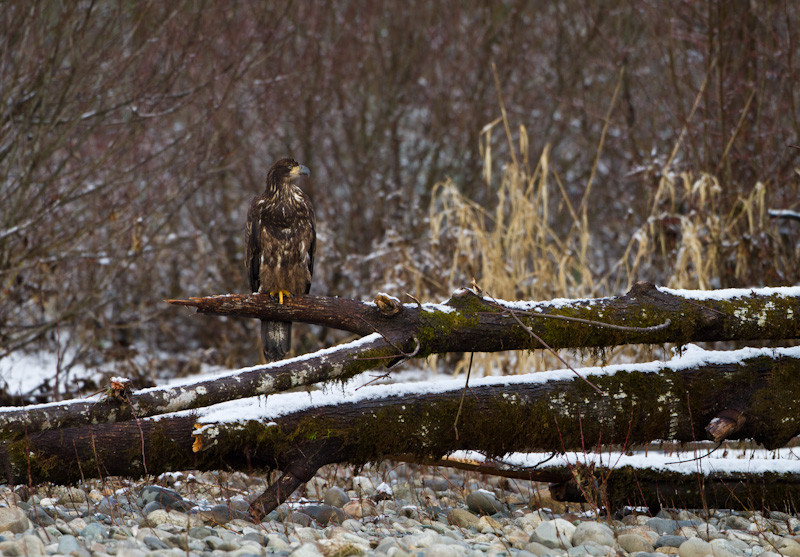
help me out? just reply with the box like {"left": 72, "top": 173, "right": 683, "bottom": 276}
{"left": 4, "top": 345, "right": 799, "bottom": 514}
{"left": 450, "top": 450, "right": 800, "bottom": 514}
{"left": 169, "top": 282, "right": 800, "bottom": 355}
{"left": 0, "top": 335, "right": 396, "bottom": 438}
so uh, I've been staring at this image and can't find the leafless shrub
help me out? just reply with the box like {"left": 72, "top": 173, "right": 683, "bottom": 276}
{"left": 1, "top": 1, "right": 799, "bottom": 392}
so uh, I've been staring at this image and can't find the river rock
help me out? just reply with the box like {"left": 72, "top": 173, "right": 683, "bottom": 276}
{"left": 448, "top": 508, "right": 481, "bottom": 529}
{"left": 618, "top": 533, "right": 654, "bottom": 553}
{"left": 572, "top": 521, "right": 614, "bottom": 547}
{"left": 0, "top": 507, "right": 30, "bottom": 534}
{"left": 323, "top": 487, "right": 350, "bottom": 508}
{"left": 466, "top": 490, "right": 506, "bottom": 515}
{"left": 529, "top": 519, "right": 576, "bottom": 549}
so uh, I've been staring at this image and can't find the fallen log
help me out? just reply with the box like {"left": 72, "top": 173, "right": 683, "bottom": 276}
{"left": 552, "top": 462, "right": 800, "bottom": 515}
{"left": 542, "top": 450, "right": 800, "bottom": 514}
{"left": 427, "top": 449, "right": 800, "bottom": 514}
{"left": 168, "top": 282, "right": 800, "bottom": 353}
{"left": 0, "top": 334, "right": 397, "bottom": 438}
{"left": 4, "top": 345, "right": 799, "bottom": 514}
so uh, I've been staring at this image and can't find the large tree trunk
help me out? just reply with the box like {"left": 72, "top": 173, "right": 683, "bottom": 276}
{"left": 4, "top": 345, "right": 799, "bottom": 513}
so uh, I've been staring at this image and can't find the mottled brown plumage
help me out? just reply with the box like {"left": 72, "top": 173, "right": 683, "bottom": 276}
{"left": 246, "top": 158, "right": 315, "bottom": 361}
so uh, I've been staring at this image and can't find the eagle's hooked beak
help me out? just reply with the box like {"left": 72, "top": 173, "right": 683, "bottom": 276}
{"left": 290, "top": 165, "right": 311, "bottom": 177}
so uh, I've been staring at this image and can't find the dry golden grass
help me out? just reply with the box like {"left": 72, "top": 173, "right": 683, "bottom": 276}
{"left": 391, "top": 115, "right": 793, "bottom": 377}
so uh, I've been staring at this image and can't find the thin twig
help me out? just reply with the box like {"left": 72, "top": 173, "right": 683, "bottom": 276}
{"left": 482, "top": 290, "right": 606, "bottom": 395}
{"left": 579, "top": 66, "right": 625, "bottom": 214}
{"left": 491, "top": 62, "right": 518, "bottom": 170}
{"left": 678, "top": 297, "right": 729, "bottom": 317}
{"left": 405, "top": 293, "right": 422, "bottom": 308}
{"left": 665, "top": 442, "right": 722, "bottom": 465}
{"left": 484, "top": 300, "right": 671, "bottom": 333}
{"left": 355, "top": 371, "right": 392, "bottom": 390}
{"left": 453, "top": 353, "right": 474, "bottom": 441}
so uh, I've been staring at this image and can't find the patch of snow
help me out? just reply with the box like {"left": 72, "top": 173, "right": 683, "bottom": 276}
{"left": 657, "top": 285, "right": 800, "bottom": 301}
{"left": 136, "top": 333, "right": 384, "bottom": 394}
{"left": 769, "top": 209, "right": 800, "bottom": 220}
{"left": 376, "top": 482, "right": 393, "bottom": 495}
{"left": 0, "top": 350, "right": 101, "bottom": 399}
{"left": 487, "top": 296, "right": 609, "bottom": 311}
{"left": 419, "top": 303, "right": 455, "bottom": 313}
{"left": 452, "top": 447, "right": 800, "bottom": 476}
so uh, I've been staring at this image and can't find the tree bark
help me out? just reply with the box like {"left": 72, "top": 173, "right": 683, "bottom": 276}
{"left": 550, "top": 463, "right": 800, "bottom": 515}
{"left": 168, "top": 282, "right": 800, "bottom": 353}
{"left": 4, "top": 348, "right": 798, "bottom": 505}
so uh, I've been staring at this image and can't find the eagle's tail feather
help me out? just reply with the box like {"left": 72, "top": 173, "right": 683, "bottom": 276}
{"left": 261, "top": 320, "right": 291, "bottom": 362}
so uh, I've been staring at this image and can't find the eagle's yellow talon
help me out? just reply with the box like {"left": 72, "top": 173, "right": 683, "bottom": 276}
{"left": 269, "top": 290, "right": 292, "bottom": 305}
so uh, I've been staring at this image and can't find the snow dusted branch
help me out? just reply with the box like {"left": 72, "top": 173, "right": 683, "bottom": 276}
{"left": 168, "top": 282, "right": 800, "bottom": 354}
{"left": 0, "top": 334, "right": 397, "bottom": 438}
{"left": 4, "top": 282, "right": 800, "bottom": 513}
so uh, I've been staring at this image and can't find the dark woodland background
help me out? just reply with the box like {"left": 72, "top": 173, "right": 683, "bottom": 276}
{"left": 2, "top": 1, "right": 800, "bottom": 390}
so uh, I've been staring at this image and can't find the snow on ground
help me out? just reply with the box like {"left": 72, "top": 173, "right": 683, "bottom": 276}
{"left": 0, "top": 349, "right": 102, "bottom": 398}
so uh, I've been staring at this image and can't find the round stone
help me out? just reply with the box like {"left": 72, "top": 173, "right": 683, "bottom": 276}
{"left": 322, "top": 487, "right": 350, "bottom": 508}
{"left": 678, "top": 537, "right": 713, "bottom": 557}
{"left": 447, "top": 508, "right": 480, "bottom": 530}
{"left": 350, "top": 476, "right": 375, "bottom": 496}
{"left": 0, "top": 507, "right": 31, "bottom": 534}
{"left": 80, "top": 522, "right": 108, "bottom": 542}
{"left": 655, "top": 535, "right": 689, "bottom": 548}
{"left": 139, "top": 486, "right": 191, "bottom": 512}
{"left": 572, "top": 521, "right": 614, "bottom": 547}
{"left": 617, "top": 533, "right": 654, "bottom": 554}
{"left": 306, "top": 504, "right": 345, "bottom": 525}
{"left": 529, "top": 519, "right": 576, "bottom": 550}
{"left": 465, "top": 490, "right": 507, "bottom": 516}
{"left": 57, "top": 535, "right": 83, "bottom": 555}
{"left": 426, "top": 543, "right": 460, "bottom": 557}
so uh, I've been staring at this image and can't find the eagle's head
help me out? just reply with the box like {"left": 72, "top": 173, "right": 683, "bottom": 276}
{"left": 267, "top": 158, "right": 311, "bottom": 189}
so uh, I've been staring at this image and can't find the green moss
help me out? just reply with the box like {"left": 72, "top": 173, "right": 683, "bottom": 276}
{"left": 139, "top": 426, "right": 187, "bottom": 473}
{"left": 416, "top": 300, "right": 481, "bottom": 357}
{"left": 6, "top": 438, "right": 67, "bottom": 483}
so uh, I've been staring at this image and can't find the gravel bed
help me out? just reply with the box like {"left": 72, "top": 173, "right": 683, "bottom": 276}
{"left": 1, "top": 465, "right": 799, "bottom": 557}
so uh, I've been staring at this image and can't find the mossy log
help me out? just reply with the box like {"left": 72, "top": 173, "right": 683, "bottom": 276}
{"left": 5, "top": 348, "right": 799, "bottom": 511}
{"left": 170, "top": 282, "right": 800, "bottom": 355}
{"left": 550, "top": 464, "right": 800, "bottom": 515}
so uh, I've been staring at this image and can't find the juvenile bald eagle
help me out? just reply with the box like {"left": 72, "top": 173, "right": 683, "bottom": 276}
{"left": 246, "top": 158, "right": 315, "bottom": 361}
